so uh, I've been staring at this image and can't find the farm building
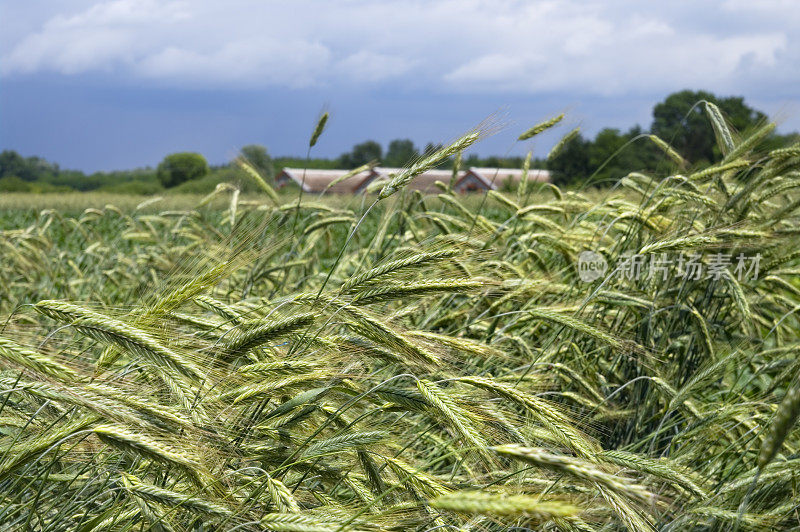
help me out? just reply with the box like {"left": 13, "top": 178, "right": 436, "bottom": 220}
{"left": 273, "top": 166, "right": 551, "bottom": 194}
{"left": 274, "top": 168, "right": 373, "bottom": 194}
{"left": 455, "top": 167, "right": 551, "bottom": 193}
{"left": 355, "top": 167, "right": 457, "bottom": 194}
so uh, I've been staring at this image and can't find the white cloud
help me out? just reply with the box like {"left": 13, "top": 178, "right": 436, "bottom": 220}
{"left": 446, "top": 32, "right": 787, "bottom": 96}
{"left": 136, "top": 40, "right": 332, "bottom": 87}
{"left": 723, "top": 0, "right": 798, "bottom": 12}
{"left": 2, "top": 0, "right": 189, "bottom": 74}
{"left": 1, "top": 0, "right": 797, "bottom": 97}
{"left": 336, "top": 51, "right": 413, "bottom": 83}
{"left": 446, "top": 55, "right": 528, "bottom": 86}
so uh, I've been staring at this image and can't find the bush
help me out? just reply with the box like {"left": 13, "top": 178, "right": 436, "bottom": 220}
{"left": 156, "top": 152, "right": 209, "bottom": 188}
{"left": 240, "top": 145, "right": 274, "bottom": 180}
{"left": 0, "top": 176, "right": 73, "bottom": 193}
{"left": 98, "top": 180, "right": 164, "bottom": 195}
{"left": 0, "top": 175, "right": 32, "bottom": 192}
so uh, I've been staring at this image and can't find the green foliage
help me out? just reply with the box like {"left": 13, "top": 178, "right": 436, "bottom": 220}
{"left": 0, "top": 150, "right": 58, "bottom": 182}
{"left": 588, "top": 126, "right": 662, "bottom": 183}
{"left": 499, "top": 175, "right": 516, "bottom": 192}
{"left": 547, "top": 131, "right": 591, "bottom": 185}
{"left": 337, "top": 140, "right": 382, "bottom": 168}
{"left": 167, "top": 167, "right": 235, "bottom": 194}
{"left": 157, "top": 152, "right": 209, "bottom": 188}
{"left": 167, "top": 166, "right": 271, "bottom": 195}
{"left": 0, "top": 175, "right": 73, "bottom": 193}
{"left": 240, "top": 144, "right": 274, "bottom": 180}
{"left": 546, "top": 90, "right": 796, "bottom": 184}
{"left": 272, "top": 156, "right": 341, "bottom": 170}
{"left": 384, "top": 138, "right": 419, "bottom": 166}
{"left": 0, "top": 149, "right": 167, "bottom": 193}
{"left": 2, "top": 108, "right": 800, "bottom": 530}
{"left": 0, "top": 175, "right": 33, "bottom": 192}
{"left": 651, "top": 89, "right": 768, "bottom": 164}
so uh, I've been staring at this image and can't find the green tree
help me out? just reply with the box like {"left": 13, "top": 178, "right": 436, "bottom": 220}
{"left": 338, "top": 141, "right": 382, "bottom": 169}
{"left": 422, "top": 142, "right": 449, "bottom": 168}
{"left": 651, "top": 90, "right": 767, "bottom": 164}
{"left": 0, "top": 150, "right": 58, "bottom": 182}
{"left": 423, "top": 142, "right": 443, "bottom": 156}
{"left": 481, "top": 156, "right": 501, "bottom": 168}
{"left": 156, "top": 152, "right": 209, "bottom": 188}
{"left": 240, "top": 145, "right": 274, "bottom": 180}
{"left": 384, "top": 139, "right": 418, "bottom": 167}
{"left": 0, "top": 151, "right": 29, "bottom": 180}
{"left": 547, "top": 133, "right": 591, "bottom": 185}
{"left": 588, "top": 126, "right": 660, "bottom": 183}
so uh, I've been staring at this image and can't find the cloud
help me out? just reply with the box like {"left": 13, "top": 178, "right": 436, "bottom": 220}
{"left": 2, "top": 0, "right": 189, "bottom": 74}
{"left": 136, "top": 40, "right": 332, "bottom": 87}
{"left": 1, "top": 0, "right": 797, "bottom": 98}
{"left": 440, "top": 3, "right": 789, "bottom": 95}
{"left": 1, "top": 0, "right": 334, "bottom": 86}
{"left": 336, "top": 51, "right": 413, "bottom": 83}
{"left": 445, "top": 32, "right": 787, "bottom": 95}
{"left": 723, "top": 0, "right": 799, "bottom": 12}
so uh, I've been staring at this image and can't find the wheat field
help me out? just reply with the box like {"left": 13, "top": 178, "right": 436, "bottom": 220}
{"left": 1, "top": 110, "right": 800, "bottom": 530}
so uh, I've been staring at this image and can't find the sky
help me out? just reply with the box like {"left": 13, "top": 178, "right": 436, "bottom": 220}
{"left": 1, "top": 0, "right": 798, "bottom": 172}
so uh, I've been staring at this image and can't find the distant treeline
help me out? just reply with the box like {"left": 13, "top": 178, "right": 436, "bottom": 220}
{"left": 0, "top": 149, "right": 540, "bottom": 195}
{"left": 2, "top": 90, "right": 797, "bottom": 194}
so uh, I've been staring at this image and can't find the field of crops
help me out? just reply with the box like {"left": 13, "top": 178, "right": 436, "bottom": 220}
{"left": 1, "top": 112, "right": 800, "bottom": 531}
